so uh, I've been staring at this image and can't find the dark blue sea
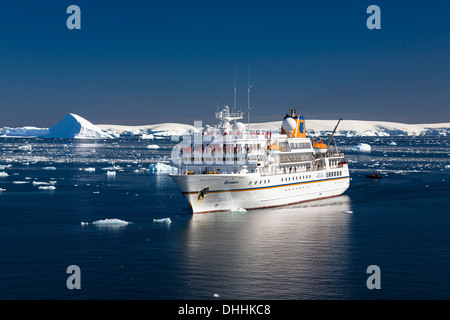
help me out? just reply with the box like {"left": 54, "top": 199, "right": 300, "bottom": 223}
{"left": 1, "top": 136, "right": 449, "bottom": 300}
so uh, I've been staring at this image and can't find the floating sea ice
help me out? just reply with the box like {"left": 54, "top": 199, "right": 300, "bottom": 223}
{"left": 388, "top": 141, "right": 397, "bottom": 146}
{"left": 445, "top": 165, "right": 450, "bottom": 169}
{"left": 18, "top": 145, "right": 32, "bottom": 151}
{"left": 32, "top": 181, "right": 55, "bottom": 186}
{"left": 351, "top": 143, "right": 371, "bottom": 153}
{"left": 38, "top": 186, "right": 56, "bottom": 190}
{"left": 92, "top": 218, "right": 129, "bottom": 225}
{"left": 101, "top": 166, "right": 122, "bottom": 172}
{"left": 0, "top": 188, "right": 6, "bottom": 192}
{"left": 149, "top": 162, "right": 178, "bottom": 174}
{"left": 106, "top": 171, "right": 116, "bottom": 176}
{"left": 84, "top": 167, "right": 96, "bottom": 172}
{"left": 141, "top": 133, "right": 154, "bottom": 140}
{"left": 0, "top": 172, "right": 9, "bottom": 177}
{"left": 345, "top": 210, "right": 353, "bottom": 214}
{"left": 213, "top": 294, "right": 220, "bottom": 298}
{"left": 153, "top": 218, "right": 172, "bottom": 223}
{"left": 12, "top": 181, "right": 29, "bottom": 184}
{"left": 43, "top": 166, "right": 57, "bottom": 170}
{"left": 146, "top": 144, "right": 160, "bottom": 149}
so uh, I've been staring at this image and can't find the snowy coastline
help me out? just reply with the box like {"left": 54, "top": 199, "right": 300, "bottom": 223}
{"left": 2, "top": 113, "right": 450, "bottom": 139}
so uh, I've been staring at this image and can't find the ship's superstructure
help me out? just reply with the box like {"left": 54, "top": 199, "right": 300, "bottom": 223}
{"left": 170, "top": 107, "right": 350, "bottom": 213}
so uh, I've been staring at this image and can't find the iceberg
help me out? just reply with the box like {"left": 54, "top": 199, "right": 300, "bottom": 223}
{"left": 149, "top": 162, "right": 178, "bottom": 174}
{"left": 46, "top": 113, "right": 112, "bottom": 139}
{"left": 351, "top": 143, "right": 371, "bottom": 153}
{"left": 92, "top": 218, "right": 129, "bottom": 225}
{"left": 153, "top": 218, "right": 172, "bottom": 223}
{"left": 38, "top": 186, "right": 56, "bottom": 190}
{"left": 141, "top": 133, "right": 154, "bottom": 140}
{"left": 1, "top": 126, "right": 49, "bottom": 137}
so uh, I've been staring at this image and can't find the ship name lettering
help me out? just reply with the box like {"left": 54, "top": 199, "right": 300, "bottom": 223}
{"left": 224, "top": 180, "right": 238, "bottom": 185}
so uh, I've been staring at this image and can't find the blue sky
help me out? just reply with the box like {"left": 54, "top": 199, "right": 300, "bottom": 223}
{"left": 0, "top": 0, "right": 449, "bottom": 126}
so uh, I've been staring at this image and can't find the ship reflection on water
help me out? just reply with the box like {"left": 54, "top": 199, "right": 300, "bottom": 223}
{"left": 180, "top": 195, "right": 353, "bottom": 299}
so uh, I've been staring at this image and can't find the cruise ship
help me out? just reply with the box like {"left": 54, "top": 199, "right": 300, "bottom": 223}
{"left": 170, "top": 107, "right": 350, "bottom": 213}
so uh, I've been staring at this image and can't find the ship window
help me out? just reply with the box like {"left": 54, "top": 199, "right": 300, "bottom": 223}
{"left": 281, "top": 178, "right": 283, "bottom": 182}
{"left": 264, "top": 180, "right": 266, "bottom": 184}
{"left": 249, "top": 181, "right": 252, "bottom": 185}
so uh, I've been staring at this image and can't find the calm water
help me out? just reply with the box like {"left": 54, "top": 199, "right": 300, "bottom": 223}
{"left": 0, "top": 136, "right": 449, "bottom": 299}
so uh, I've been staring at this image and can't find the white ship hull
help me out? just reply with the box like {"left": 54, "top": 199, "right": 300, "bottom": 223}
{"left": 170, "top": 168, "right": 350, "bottom": 213}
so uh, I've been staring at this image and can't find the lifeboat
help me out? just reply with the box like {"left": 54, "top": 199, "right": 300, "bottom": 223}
{"left": 313, "top": 139, "right": 327, "bottom": 155}
{"left": 267, "top": 143, "right": 281, "bottom": 150}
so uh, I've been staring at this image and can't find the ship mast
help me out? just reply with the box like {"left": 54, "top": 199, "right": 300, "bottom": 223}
{"left": 247, "top": 68, "right": 254, "bottom": 131}
{"left": 233, "top": 67, "right": 237, "bottom": 127}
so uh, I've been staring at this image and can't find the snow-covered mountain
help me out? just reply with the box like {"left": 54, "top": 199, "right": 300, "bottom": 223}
{"left": 1, "top": 113, "right": 112, "bottom": 139}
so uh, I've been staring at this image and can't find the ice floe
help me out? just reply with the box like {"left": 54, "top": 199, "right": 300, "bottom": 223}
{"left": 351, "top": 143, "right": 371, "bottom": 153}
{"left": 153, "top": 218, "right": 172, "bottom": 223}
{"left": 149, "top": 162, "right": 178, "bottom": 174}
{"left": 38, "top": 186, "right": 56, "bottom": 190}
{"left": 92, "top": 218, "right": 129, "bottom": 225}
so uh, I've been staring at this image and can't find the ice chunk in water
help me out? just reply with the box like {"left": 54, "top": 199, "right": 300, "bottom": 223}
{"left": 92, "top": 218, "right": 129, "bottom": 225}
{"left": 351, "top": 143, "right": 371, "bottom": 153}
{"left": 38, "top": 186, "right": 56, "bottom": 190}
{"left": 149, "top": 162, "right": 178, "bottom": 174}
{"left": 153, "top": 218, "right": 172, "bottom": 223}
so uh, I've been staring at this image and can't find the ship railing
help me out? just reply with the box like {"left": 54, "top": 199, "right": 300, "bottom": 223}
{"left": 325, "top": 152, "right": 344, "bottom": 158}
